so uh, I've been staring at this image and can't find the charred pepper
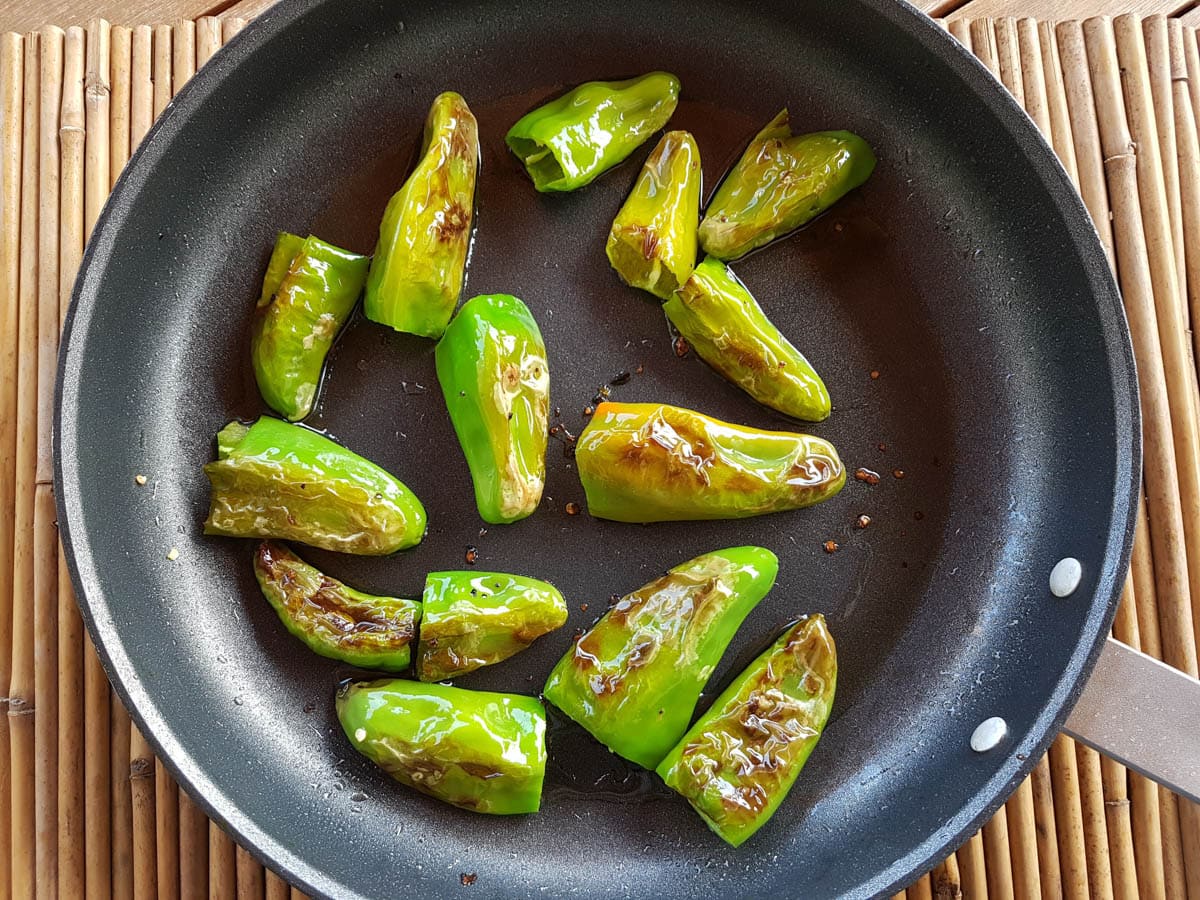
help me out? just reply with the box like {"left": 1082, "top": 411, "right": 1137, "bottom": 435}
{"left": 656, "top": 614, "right": 837, "bottom": 847}
{"left": 543, "top": 546, "right": 777, "bottom": 769}
{"left": 204, "top": 417, "right": 427, "bottom": 554}
{"left": 435, "top": 294, "right": 549, "bottom": 524}
{"left": 699, "top": 110, "right": 875, "bottom": 260}
{"left": 665, "top": 256, "right": 830, "bottom": 421}
{"left": 575, "top": 402, "right": 844, "bottom": 522}
{"left": 417, "top": 571, "right": 567, "bottom": 682}
{"left": 506, "top": 72, "right": 680, "bottom": 192}
{"left": 364, "top": 91, "right": 479, "bottom": 338}
{"left": 606, "top": 130, "right": 701, "bottom": 299}
{"left": 337, "top": 679, "right": 547, "bottom": 814}
{"left": 253, "top": 541, "right": 420, "bottom": 671}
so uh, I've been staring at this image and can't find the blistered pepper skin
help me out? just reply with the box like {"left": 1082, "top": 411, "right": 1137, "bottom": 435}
{"left": 606, "top": 130, "right": 701, "bottom": 299}
{"left": 435, "top": 294, "right": 549, "bottom": 524}
{"left": 656, "top": 615, "right": 837, "bottom": 847}
{"left": 337, "top": 679, "right": 547, "bottom": 814}
{"left": 575, "top": 402, "right": 844, "bottom": 523}
{"left": 364, "top": 92, "right": 479, "bottom": 338}
{"left": 506, "top": 72, "right": 681, "bottom": 192}
{"left": 666, "top": 256, "right": 830, "bottom": 421}
{"left": 542, "top": 547, "right": 778, "bottom": 769}
{"left": 203, "top": 417, "right": 427, "bottom": 554}
{"left": 253, "top": 542, "right": 420, "bottom": 671}
{"left": 699, "top": 110, "right": 875, "bottom": 260}
{"left": 417, "top": 571, "right": 567, "bottom": 682}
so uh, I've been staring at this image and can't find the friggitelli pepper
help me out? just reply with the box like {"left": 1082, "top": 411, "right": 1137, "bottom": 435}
{"left": 575, "top": 402, "right": 844, "bottom": 522}
{"left": 337, "top": 679, "right": 547, "bottom": 814}
{"left": 254, "top": 541, "right": 420, "bottom": 671}
{"left": 204, "top": 417, "right": 427, "bottom": 554}
{"left": 417, "top": 570, "right": 567, "bottom": 682}
{"left": 542, "top": 546, "right": 778, "bottom": 769}
{"left": 665, "top": 256, "right": 830, "bottom": 421}
{"left": 364, "top": 91, "right": 479, "bottom": 338}
{"left": 656, "top": 614, "right": 837, "bottom": 847}
{"left": 506, "top": 72, "right": 680, "bottom": 192}
{"left": 435, "top": 294, "right": 549, "bottom": 524}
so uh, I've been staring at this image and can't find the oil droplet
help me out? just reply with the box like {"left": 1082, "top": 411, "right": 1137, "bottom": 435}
{"left": 233, "top": 696, "right": 244, "bottom": 706}
{"left": 893, "top": 469, "right": 906, "bottom": 479}
{"left": 673, "top": 336, "right": 690, "bottom": 357}
{"left": 465, "top": 546, "right": 479, "bottom": 565}
{"left": 823, "top": 540, "right": 839, "bottom": 554}
{"left": 565, "top": 502, "right": 581, "bottom": 516}
{"left": 856, "top": 515, "right": 871, "bottom": 529}
{"left": 869, "top": 370, "right": 880, "bottom": 380}
{"left": 854, "top": 468, "right": 881, "bottom": 485}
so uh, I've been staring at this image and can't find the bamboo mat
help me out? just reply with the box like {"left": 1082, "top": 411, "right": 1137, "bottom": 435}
{"left": 0, "top": 12, "right": 1198, "bottom": 900}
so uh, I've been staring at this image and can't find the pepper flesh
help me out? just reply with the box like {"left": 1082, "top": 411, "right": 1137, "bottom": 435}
{"left": 435, "top": 294, "right": 549, "bottom": 524}
{"left": 699, "top": 110, "right": 875, "bottom": 260}
{"left": 337, "top": 679, "right": 547, "bottom": 814}
{"left": 417, "top": 571, "right": 567, "bottom": 682}
{"left": 606, "top": 130, "right": 701, "bottom": 299}
{"left": 656, "top": 615, "right": 837, "bottom": 847}
{"left": 203, "top": 417, "right": 427, "bottom": 554}
{"left": 575, "top": 402, "right": 844, "bottom": 522}
{"left": 251, "top": 233, "right": 369, "bottom": 422}
{"left": 542, "top": 546, "right": 777, "bottom": 769}
{"left": 364, "top": 91, "right": 479, "bottom": 338}
{"left": 506, "top": 72, "right": 680, "bottom": 192}
{"left": 253, "top": 541, "right": 420, "bottom": 671}
{"left": 665, "top": 256, "right": 830, "bottom": 421}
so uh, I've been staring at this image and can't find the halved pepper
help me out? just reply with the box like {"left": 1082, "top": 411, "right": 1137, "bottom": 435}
{"left": 575, "top": 401, "right": 844, "bottom": 522}
{"left": 606, "top": 130, "right": 701, "bottom": 299}
{"left": 337, "top": 679, "right": 547, "bottom": 814}
{"left": 656, "top": 614, "right": 837, "bottom": 847}
{"left": 542, "top": 546, "right": 778, "bottom": 769}
{"left": 699, "top": 110, "right": 875, "bottom": 260}
{"left": 435, "top": 294, "right": 549, "bottom": 524}
{"left": 506, "top": 72, "right": 680, "bottom": 192}
{"left": 253, "top": 541, "right": 420, "bottom": 671}
{"left": 665, "top": 256, "right": 830, "bottom": 421}
{"left": 251, "top": 232, "right": 369, "bottom": 421}
{"left": 364, "top": 91, "right": 480, "bottom": 338}
{"left": 417, "top": 571, "right": 567, "bottom": 682}
{"left": 203, "top": 417, "right": 427, "bottom": 554}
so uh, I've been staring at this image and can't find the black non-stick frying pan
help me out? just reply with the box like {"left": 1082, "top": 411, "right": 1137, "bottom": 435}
{"left": 56, "top": 1, "right": 1140, "bottom": 896}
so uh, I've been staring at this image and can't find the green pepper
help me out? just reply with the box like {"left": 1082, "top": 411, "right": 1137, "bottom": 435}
{"left": 656, "top": 614, "right": 836, "bottom": 847}
{"left": 665, "top": 256, "right": 830, "bottom": 421}
{"left": 364, "top": 91, "right": 479, "bottom": 338}
{"left": 337, "top": 679, "right": 546, "bottom": 814}
{"left": 417, "top": 571, "right": 567, "bottom": 682}
{"left": 435, "top": 294, "right": 549, "bottom": 524}
{"left": 250, "top": 233, "right": 369, "bottom": 422}
{"left": 506, "top": 72, "right": 681, "bottom": 192}
{"left": 575, "top": 401, "right": 844, "bottom": 522}
{"left": 543, "top": 546, "right": 777, "bottom": 769}
{"left": 203, "top": 417, "right": 427, "bottom": 554}
{"left": 699, "top": 110, "right": 875, "bottom": 260}
{"left": 606, "top": 130, "right": 701, "bottom": 299}
{"left": 253, "top": 541, "right": 420, "bottom": 671}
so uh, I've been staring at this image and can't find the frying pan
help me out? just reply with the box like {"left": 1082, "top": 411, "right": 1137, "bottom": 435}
{"left": 56, "top": 0, "right": 1142, "bottom": 896}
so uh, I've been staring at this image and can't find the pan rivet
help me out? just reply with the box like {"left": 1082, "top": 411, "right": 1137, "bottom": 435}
{"left": 970, "top": 717, "right": 1007, "bottom": 752}
{"left": 1049, "top": 557, "right": 1082, "bottom": 597}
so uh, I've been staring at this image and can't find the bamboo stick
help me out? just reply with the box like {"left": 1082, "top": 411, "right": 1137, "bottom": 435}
{"left": 909, "top": 874, "right": 933, "bottom": 900}
{"left": 290, "top": 888, "right": 307, "bottom": 900}
{"left": 1160, "top": 789, "right": 1188, "bottom": 898}
{"left": 131, "top": 26, "right": 151, "bottom": 147}
{"left": 222, "top": 19, "right": 248, "bottom": 44}
{"left": 994, "top": 18, "right": 1026, "bottom": 105}
{"left": 209, "top": 823, "right": 235, "bottom": 899}
{"left": 236, "top": 846, "right": 264, "bottom": 900}
{"left": 1029, "top": 757, "right": 1063, "bottom": 900}
{"left": 109, "top": 25, "right": 129, "bottom": 185}
{"left": 152, "top": 25, "right": 170, "bottom": 120}
{"left": 1048, "top": 736, "right": 1089, "bottom": 899}
{"left": 1179, "top": 24, "right": 1200, "bottom": 423}
{"left": 949, "top": 18, "right": 971, "bottom": 51}
{"left": 1005, "top": 778, "right": 1042, "bottom": 900}
{"left": 983, "top": 805, "right": 1016, "bottom": 900}
{"left": 1132, "top": 495, "right": 1163, "bottom": 659}
{"left": 931, "top": 854, "right": 963, "bottom": 900}
{"left": 179, "top": 788, "right": 208, "bottom": 899}
{"left": 1074, "top": 745, "right": 1114, "bottom": 900}
{"left": 1099, "top": 755, "right": 1138, "bottom": 899}
{"left": 131, "top": 727, "right": 157, "bottom": 900}
{"left": 1017, "top": 19, "right": 1050, "bottom": 138}
{"left": 264, "top": 871, "right": 289, "bottom": 900}
{"left": 156, "top": 757, "right": 179, "bottom": 900}
{"left": 972, "top": 19, "right": 1001, "bottom": 76}
{"left": 1039, "top": 21, "right": 1078, "bottom": 187}
{"left": 173, "top": 20, "right": 195, "bottom": 95}
{"left": 196, "top": 17, "right": 221, "bottom": 68}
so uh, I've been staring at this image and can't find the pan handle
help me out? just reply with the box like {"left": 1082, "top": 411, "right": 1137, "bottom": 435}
{"left": 1063, "top": 637, "right": 1200, "bottom": 804}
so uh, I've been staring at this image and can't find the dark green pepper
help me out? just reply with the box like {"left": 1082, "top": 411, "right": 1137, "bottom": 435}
{"left": 575, "top": 402, "right": 844, "bottom": 522}
{"left": 364, "top": 91, "right": 479, "bottom": 338}
{"left": 337, "top": 679, "right": 547, "bottom": 814}
{"left": 606, "top": 130, "right": 701, "bottom": 299}
{"left": 699, "top": 110, "right": 875, "bottom": 260}
{"left": 203, "top": 417, "right": 427, "bottom": 554}
{"left": 543, "top": 546, "right": 777, "bottom": 770}
{"left": 506, "top": 72, "right": 680, "bottom": 192}
{"left": 656, "top": 614, "right": 837, "bottom": 847}
{"left": 253, "top": 541, "right": 420, "bottom": 671}
{"left": 665, "top": 256, "right": 830, "bottom": 421}
{"left": 435, "top": 294, "right": 549, "bottom": 524}
{"left": 417, "top": 571, "right": 567, "bottom": 682}
{"left": 251, "top": 232, "right": 369, "bottom": 421}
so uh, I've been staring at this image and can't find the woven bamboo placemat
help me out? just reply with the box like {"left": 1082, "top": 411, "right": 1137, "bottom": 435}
{"left": 0, "top": 13, "right": 1197, "bottom": 899}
